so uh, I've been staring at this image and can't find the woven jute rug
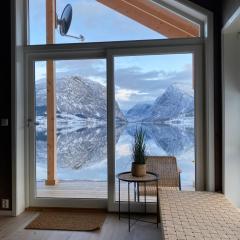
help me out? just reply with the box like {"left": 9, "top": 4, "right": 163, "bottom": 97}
{"left": 25, "top": 211, "right": 106, "bottom": 231}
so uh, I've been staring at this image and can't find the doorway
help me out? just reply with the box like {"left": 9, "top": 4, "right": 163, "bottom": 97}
{"left": 107, "top": 46, "right": 204, "bottom": 211}
{"left": 27, "top": 44, "right": 203, "bottom": 209}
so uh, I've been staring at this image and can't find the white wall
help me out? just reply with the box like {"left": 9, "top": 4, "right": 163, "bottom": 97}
{"left": 11, "top": 0, "right": 26, "bottom": 216}
{"left": 222, "top": 8, "right": 240, "bottom": 207}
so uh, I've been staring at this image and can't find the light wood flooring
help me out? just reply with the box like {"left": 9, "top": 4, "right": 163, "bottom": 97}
{"left": 0, "top": 211, "right": 162, "bottom": 240}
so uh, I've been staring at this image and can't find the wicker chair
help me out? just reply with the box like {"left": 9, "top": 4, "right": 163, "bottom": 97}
{"left": 138, "top": 156, "right": 181, "bottom": 197}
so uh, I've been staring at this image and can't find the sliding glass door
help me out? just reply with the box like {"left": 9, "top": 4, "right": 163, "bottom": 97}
{"left": 28, "top": 45, "right": 203, "bottom": 209}
{"left": 107, "top": 46, "right": 203, "bottom": 211}
{"left": 29, "top": 57, "right": 108, "bottom": 207}
{"left": 115, "top": 53, "right": 194, "bottom": 196}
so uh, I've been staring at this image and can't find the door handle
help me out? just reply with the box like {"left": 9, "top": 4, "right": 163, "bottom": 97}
{"left": 27, "top": 119, "right": 39, "bottom": 128}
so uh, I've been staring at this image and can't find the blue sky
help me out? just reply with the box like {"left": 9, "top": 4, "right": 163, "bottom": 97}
{"left": 29, "top": 0, "right": 165, "bottom": 44}
{"left": 32, "top": 0, "right": 193, "bottom": 111}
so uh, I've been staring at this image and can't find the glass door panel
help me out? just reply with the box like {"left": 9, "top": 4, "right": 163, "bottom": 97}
{"left": 34, "top": 59, "right": 107, "bottom": 199}
{"left": 114, "top": 54, "right": 195, "bottom": 202}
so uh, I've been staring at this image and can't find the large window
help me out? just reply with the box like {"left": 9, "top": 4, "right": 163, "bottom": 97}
{"left": 28, "top": 0, "right": 200, "bottom": 45}
{"left": 26, "top": 0, "right": 205, "bottom": 208}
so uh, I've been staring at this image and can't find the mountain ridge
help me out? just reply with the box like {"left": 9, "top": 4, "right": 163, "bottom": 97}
{"left": 126, "top": 84, "right": 194, "bottom": 122}
{"left": 35, "top": 76, "right": 126, "bottom": 122}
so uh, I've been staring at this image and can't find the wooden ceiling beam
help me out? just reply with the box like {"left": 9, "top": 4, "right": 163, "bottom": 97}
{"left": 46, "top": 0, "right": 57, "bottom": 186}
{"left": 127, "top": 0, "right": 200, "bottom": 37}
{"left": 97, "top": 0, "right": 200, "bottom": 38}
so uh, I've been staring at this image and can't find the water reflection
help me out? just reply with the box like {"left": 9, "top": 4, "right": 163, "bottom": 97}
{"left": 126, "top": 123, "right": 194, "bottom": 156}
{"left": 36, "top": 122, "right": 194, "bottom": 188}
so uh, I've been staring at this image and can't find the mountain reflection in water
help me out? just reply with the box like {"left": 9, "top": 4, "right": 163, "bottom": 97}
{"left": 36, "top": 122, "right": 195, "bottom": 189}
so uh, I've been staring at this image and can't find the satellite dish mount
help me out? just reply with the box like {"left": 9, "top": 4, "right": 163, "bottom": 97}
{"left": 56, "top": 4, "right": 85, "bottom": 42}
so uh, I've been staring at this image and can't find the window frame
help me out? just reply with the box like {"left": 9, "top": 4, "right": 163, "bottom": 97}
{"left": 11, "top": 0, "right": 215, "bottom": 215}
{"left": 25, "top": 38, "right": 204, "bottom": 209}
{"left": 107, "top": 44, "right": 204, "bottom": 212}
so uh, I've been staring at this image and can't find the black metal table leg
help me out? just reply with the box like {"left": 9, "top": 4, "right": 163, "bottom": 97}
{"left": 117, "top": 172, "right": 159, "bottom": 231}
{"left": 134, "top": 182, "right": 136, "bottom": 202}
{"left": 118, "top": 178, "right": 120, "bottom": 220}
{"left": 157, "top": 180, "right": 159, "bottom": 227}
{"left": 144, "top": 182, "right": 147, "bottom": 215}
{"left": 128, "top": 182, "right": 130, "bottom": 232}
{"left": 137, "top": 182, "right": 140, "bottom": 202}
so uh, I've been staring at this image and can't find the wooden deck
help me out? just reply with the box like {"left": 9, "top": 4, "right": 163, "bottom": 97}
{"left": 37, "top": 180, "right": 108, "bottom": 199}
{"left": 37, "top": 180, "right": 157, "bottom": 202}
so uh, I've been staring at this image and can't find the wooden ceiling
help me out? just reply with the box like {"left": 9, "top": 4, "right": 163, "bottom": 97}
{"left": 97, "top": 0, "right": 200, "bottom": 38}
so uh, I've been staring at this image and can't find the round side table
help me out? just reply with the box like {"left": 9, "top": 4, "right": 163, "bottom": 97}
{"left": 117, "top": 171, "right": 160, "bottom": 232}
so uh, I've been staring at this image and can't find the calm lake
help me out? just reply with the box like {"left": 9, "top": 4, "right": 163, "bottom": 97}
{"left": 36, "top": 122, "right": 195, "bottom": 190}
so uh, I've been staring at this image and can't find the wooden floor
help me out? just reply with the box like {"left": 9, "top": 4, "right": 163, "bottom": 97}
{"left": 0, "top": 212, "right": 161, "bottom": 240}
{"left": 37, "top": 181, "right": 157, "bottom": 202}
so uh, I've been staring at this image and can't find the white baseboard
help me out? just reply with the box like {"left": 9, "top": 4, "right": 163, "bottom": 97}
{"left": 0, "top": 210, "right": 13, "bottom": 216}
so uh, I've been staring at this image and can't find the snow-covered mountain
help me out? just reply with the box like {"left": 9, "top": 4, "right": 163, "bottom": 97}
{"left": 126, "top": 84, "right": 194, "bottom": 123}
{"left": 126, "top": 103, "right": 152, "bottom": 121}
{"left": 35, "top": 76, "right": 125, "bottom": 122}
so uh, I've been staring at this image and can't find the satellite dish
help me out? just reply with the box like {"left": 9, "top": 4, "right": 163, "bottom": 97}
{"left": 59, "top": 4, "right": 72, "bottom": 36}
{"left": 56, "top": 4, "right": 85, "bottom": 42}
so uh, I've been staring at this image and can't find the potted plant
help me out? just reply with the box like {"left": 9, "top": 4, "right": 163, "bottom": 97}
{"left": 131, "top": 127, "right": 147, "bottom": 177}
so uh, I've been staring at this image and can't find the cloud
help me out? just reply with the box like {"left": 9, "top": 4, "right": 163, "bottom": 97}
{"left": 116, "top": 88, "right": 148, "bottom": 101}
{"left": 116, "top": 144, "right": 131, "bottom": 157}
{"left": 115, "top": 64, "right": 192, "bottom": 92}
{"left": 55, "top": 59, "right": 106, "bottom": 85}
